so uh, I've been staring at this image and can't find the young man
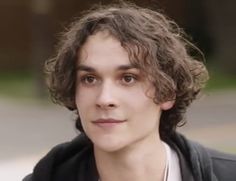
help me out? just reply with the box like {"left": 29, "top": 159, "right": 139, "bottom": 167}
{"left": 24, "top": 2, "right": 236, "bottom": 181}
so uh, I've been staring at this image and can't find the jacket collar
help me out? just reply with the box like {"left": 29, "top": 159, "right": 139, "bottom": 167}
{"left": 167, "top": 132, "right": 218, "bottom": 181}
{"left": 30, "top": 133, "right": 218, "bottom": 181}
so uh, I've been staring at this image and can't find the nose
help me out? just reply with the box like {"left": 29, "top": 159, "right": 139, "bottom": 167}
{"left": 96, "top": 81, "right": 118, "bottom": 110}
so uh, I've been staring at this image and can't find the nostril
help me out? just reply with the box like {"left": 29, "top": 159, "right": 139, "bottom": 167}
{"left": 108, "top": 103, "right": 115, "bottom": 107}
{"left": 96, "top": 103, "right": 116, "bottom": 109}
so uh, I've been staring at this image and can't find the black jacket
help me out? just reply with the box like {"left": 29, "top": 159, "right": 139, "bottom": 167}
{"left": 23, "top": 133, "right": 236, "bottom": 181}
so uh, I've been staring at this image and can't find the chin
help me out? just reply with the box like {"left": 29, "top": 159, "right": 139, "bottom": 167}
{"left": 92, "top": 136, "right": 127, "bottom": 153}
{"left": 95, "top": 144, "right": 123, "bottom": 153}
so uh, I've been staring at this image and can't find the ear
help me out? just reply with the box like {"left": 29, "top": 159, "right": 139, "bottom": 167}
{"left": 160, "top": 100, "right": 175, "bottom": 110}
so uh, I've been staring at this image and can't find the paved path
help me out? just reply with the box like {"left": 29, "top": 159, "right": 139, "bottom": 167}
{"left": 0, "top": 99, "right": 77, "bottom": 180}
{"left": 0, "top": 90, "right": 236, "bottom": 180}
{"left": 181, "top": 90, "right": 236, "bottom": 151}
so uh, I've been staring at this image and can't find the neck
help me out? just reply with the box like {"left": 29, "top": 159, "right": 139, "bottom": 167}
{"left": 94, "top": 133, "right": 166, "bottom": 181}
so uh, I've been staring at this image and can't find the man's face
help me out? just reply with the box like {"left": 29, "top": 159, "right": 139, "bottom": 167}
{"left": 75, "top": 31, "right": 171, "bottom": 152}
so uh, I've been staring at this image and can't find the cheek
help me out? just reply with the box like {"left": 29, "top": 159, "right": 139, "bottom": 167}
{"left": 75, "top": 89, "right": 94, "bottom": 131}
{"left": 75, "top": 88, "right": 92, "bottom": 112}
{"left": 125, "top": 88, "right": 154, "bottom": 109}
{"left": 75, "top": 88, "right": 82, "bottom": 108}
{"left": 126, "top": 89, "right": 160, "bottom": 119}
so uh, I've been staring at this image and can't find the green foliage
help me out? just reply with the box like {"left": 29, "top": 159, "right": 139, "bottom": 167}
{"left": 205, "top": 69, "right": 236, "bottom": 91}
{"left": 0, "top": 71, "right": 36, "bottom": 99}
{"left": 219, "top": 146, "right": 236, "bottom": 154}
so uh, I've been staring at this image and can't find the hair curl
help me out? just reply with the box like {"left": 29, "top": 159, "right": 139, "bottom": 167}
{"left": 45, "top": 2, "right": 209, "bottom": 141}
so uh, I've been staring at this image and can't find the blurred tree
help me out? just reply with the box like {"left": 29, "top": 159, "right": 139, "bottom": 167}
{"left": 205, "top": 0, "right": 236, "bottom": 74}
{"left": 185, "top": 0, "right": 213, "bottom": 57}
{"left": 0, "top": 0, "right": 234, "bottom": 93}
{"left": 30, "top": 0, "right": 53, "bottom": 97}
{"left": 0, "top": 1, "right": 30, "bottom": 71}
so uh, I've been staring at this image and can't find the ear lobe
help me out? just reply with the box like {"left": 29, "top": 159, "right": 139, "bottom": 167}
{"left": 160, "top": 100, "right": 175, "bottom": 110}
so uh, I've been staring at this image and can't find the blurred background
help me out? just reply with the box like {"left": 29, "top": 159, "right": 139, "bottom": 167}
{"left": 0, "top": 0, "right": 235, "bottom": 180}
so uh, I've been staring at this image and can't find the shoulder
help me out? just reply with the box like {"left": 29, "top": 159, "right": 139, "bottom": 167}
{"left": 22, "top": 134, "right": 96, "bottom": 181}
{"left": 169, "top": 132, "right": 236, "bottom": 181}
{"left": 208, "top": 148, "right": 236, "bottom": 180}
{"left": 188, "top": 138, "right": 236, "bottom": 180}
{"left": 22, "top": 174, "right": 32, "bottom": 181}
{"left": 209, "top": 148, "right": 236, "bottom": 164}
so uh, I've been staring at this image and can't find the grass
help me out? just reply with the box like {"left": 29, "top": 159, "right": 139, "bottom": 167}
{"left": 228, "top": 148, "right": 236, "bottom": 154}
{"left": 217, "top": 146, "right": 236, "bottom": 154}
{"left": 205, "top": 68, "right": 236, "bottom": 91}
{"left": 0, "top": 71, "right": 47, "bottom": 101}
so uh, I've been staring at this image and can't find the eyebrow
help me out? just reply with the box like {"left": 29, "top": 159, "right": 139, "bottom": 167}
{"left": 76, "top": 65, "right": 95, "bottom": 72}
{"left": 76, "top": 64, "right": 139, "bottom": 72}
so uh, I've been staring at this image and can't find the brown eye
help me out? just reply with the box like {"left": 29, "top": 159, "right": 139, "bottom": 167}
{"left": 122, "top": 74, "right": 137, "bottom": 85}
{"left": 81, "top": 75, "right": 97, "bottom": 85}
{"left": 124, "top": 75, "right": 133, "bottom": 82}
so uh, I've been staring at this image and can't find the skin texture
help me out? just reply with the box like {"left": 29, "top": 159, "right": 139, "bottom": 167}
{"left": 75, "top": 31, "right": 173, "bottom": 181}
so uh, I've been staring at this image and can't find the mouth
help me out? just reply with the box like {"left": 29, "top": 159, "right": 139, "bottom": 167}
{"left": 92, "top": 118, "right": 126, "bottom": 128}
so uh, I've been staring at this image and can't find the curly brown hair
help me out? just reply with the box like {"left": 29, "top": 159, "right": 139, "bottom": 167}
{"left": 45, "top": 2, "right": 209, "bottom": 141}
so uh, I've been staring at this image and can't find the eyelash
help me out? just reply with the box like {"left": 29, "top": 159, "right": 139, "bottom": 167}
{"left": 79, "top": 74, "right": 98, "bottom": 85}
{"left": 78, "top": 73, "right": 139, "bottom": 86}
{"left": 121, "top": 74, "right": 138, "bottom": 85}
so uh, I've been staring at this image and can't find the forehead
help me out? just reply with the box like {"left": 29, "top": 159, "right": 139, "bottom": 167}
{"left": 78, "top": 31, "right": 131, "bottom": 67}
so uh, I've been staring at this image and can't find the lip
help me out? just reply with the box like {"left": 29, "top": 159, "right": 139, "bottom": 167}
{"left": 92, "top": 119, "right": 126, "bottom": 128}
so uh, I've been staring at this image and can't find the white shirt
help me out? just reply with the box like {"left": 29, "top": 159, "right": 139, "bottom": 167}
{"left": 98, "top": 143, "right": 181, "bottom": 181}
{"left": 163, "top": 142, "right": 182, "bottom": 181}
